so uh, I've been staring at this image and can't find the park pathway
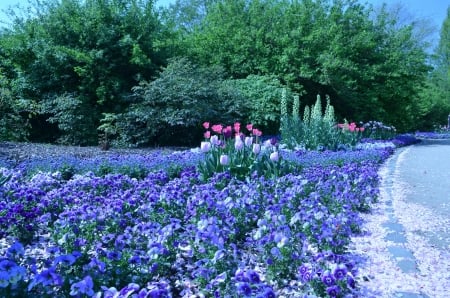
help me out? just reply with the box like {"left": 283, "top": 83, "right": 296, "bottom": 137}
{"left": 350, "top": 139, "right": 450, "bottom": 298}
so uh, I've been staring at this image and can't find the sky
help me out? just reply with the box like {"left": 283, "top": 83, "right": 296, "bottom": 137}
{"left": 0, "top": 0, "right": 448, "bottom": 43}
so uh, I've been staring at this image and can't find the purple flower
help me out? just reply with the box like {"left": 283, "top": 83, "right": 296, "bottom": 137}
{"left": 0, "top": 260, "right": 16, "bottom": 272}
{"left": 70, "top": 275, "right": 95, "bottom": 297}
{"left": 201, "top": 142, "right": 211, "bottom": 153}
{"left": 119, "top": 283, "right": 140, "bottom": 296}
{"left": 332, "top": 264, "right": 347, "bottom": 280}
{"left": 106, "top": 250, "right": 122, "bottom": 261}
{"left": 245, "top": 136, "right": 253, "bottom": 147}
{"left": 0, "top": 271, "right": 9, "bottom": 288}
{"left": 129, "top": 255, "right": 142, "bottom": 264}
{"left": 220, "top": 154, "right": 230, "bottom": 166}
{"left": 7, "top": 242, "right": 25, "bottom": 257}
{"left": 234, "top": 268, "right": 248, "bottom": 282}
{"left": 54, "top": 254, "right": 76, "bottom": 266}
{"left": 326, "top": 285, "right": 340, "bottom": 297}
{"left": 235, "top": 137, "right": 244, "bottom": 151}
{"left": 28, "top": 266, "right": 63, "bottom": 290}
{"left": 252, "top": 143, "right": 261, "bottom": 155}
{"left": 347, "top": 274, "right": 356, "bottom": 289}
{"left": 298, "top": 263, "right": 313, "bottom": 282}
{"left": 236, "top": 282, "right": 252, "bottom": 296}
{"left": 259, "top": 287, "right": 276, "bottom": 298}
{"left": 321, "top": 270, "right": 335, "bottom": 286}
{"left": 245, "top": 269, "right": 260, "bottom": 284}
{"left": 85, "top": 257, "right": 106, "bottom": 273}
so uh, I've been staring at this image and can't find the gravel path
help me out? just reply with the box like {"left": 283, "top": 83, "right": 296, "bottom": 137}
{"left": 351, "top": 141, "right": 450, "bottom": 298}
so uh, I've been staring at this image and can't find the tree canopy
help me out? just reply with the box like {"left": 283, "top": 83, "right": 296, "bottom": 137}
{"left": 0, "top": 0, "right": 448, "bottom": 146}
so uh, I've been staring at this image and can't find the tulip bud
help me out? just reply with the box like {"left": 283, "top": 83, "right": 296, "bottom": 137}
{"left": 235, "top": 138, "right": 244, "bottom": 151}
{"left": 210, "top": 135, "right": 219, "bottom": 146}
{"left": 270, "top": 151, "right": 279, "bottom": 162}
{"left": 200, "top": 141, "right": 211, "bottom": 153}
{"left": 252, "top": 143, "right": 261, "bottom": 155}
{"left": 220, "top": 154, "right": 229, "bottom": 165}
{"left": 244, "top": 136, "right": 253, "bottom": 147}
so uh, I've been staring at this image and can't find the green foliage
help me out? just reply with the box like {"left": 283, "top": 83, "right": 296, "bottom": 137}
{"left": 417, "top": 8, "right": 450, "bottom": 130}
{"left": 0, "top": 0, "right": 438, "bottom": 145}
{"left": 176, "top": 0, "right": 431, "bottom": 132}
{"left": 281, "top": 94, "right": 369, "bottom": 150}
{"left": 222, "top": 75, "right": 296, "bottom": 134}
{"left": 0, "top": 71, "right": 28, "bottom": 141}
{"left": 59, "top": 164, "right": 75, "bottom": 181}
{"left": 282, "top": 95, "right": 339, "bottom": 150}
{"left": 0, "top": 0, "right": 165, "bottom": 144}
{"left": 119, "top": 58, "right": 245, "bottom": 147}
{"left": 40, "top": 93, "right": 98, "bottom": 145}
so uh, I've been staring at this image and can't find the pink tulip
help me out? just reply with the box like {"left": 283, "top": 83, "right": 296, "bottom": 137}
{"left": 203, "top": 122, "right": 210, "bottom": 129}
{"left": 204, "top": 131, "right": 211, "bottom": 139}
{"left": 220, "top": 154, "right": 229, "bottom": 165}
{"left": 234, "top": 122, "right": 241, "bottom": 133}
{"left": 252, "top": 128, "right": 262, "bottom": 137}
{"left": 211, "top": 124, "right": 223, "bottom": 134}
{"left": 246, "top": 123, "right": 253, "bottom": 132}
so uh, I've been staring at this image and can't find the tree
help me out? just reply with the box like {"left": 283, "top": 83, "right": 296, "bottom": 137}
{"left": 418, "top": 7, "right": 450, "bottom": 130}
{"left": 0, "top": 0, "right": 166, "bottom": 145}
{"left": 173, "top": 0, "right": 431, "bottom": 131}
{"left": 117, "top": 57, "right": 246, "bottom": 146}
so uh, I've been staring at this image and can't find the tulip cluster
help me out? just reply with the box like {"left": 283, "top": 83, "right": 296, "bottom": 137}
{"left": 335, "top": 121, "right": 365, "bottom": 148}
{"left": 198, "top": 122, "right": 289, "bottom": 180}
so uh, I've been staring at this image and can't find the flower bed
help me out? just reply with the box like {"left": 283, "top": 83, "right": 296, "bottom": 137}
{"left": 0, "top": 144, "right": 394, "bottom": 297}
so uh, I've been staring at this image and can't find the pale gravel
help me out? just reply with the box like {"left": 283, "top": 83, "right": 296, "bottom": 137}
{"left": 350, "top": 149, "right": 450, "bottom": 298}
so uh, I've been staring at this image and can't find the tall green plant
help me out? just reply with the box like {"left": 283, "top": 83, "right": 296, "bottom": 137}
{"left": 281, "top": 95, "right": 344, "bottom": 150}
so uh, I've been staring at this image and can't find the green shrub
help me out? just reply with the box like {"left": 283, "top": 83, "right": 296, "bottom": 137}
{"left": 40, "top": 93, "right": 98, "bottom": 145}
{"left": 117, "top": 58, "right": 246, "bottom": 147}
{"left": 281, "top": 94, "right": 341, "bottom": 150}
{"left": 0, "top": 76, "right": 29, "bottom": 141}
{"left": 222, "top": 75, "right": 297, "bottom": 134}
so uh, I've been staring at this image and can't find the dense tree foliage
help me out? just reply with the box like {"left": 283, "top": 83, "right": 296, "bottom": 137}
{"left": 1, "top": 0, "right": 165, "bottom": 144}
{"left": 418, "top": 8, "right": 450, "bottom": 130}
{"left": 176, "top": 0, "right": 431, "bottom": 131}
{"left": 0, "top": 0, "right": 447, "bottom": 146}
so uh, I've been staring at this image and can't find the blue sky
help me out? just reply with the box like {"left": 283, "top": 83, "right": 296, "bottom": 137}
{"left": 1, "top": 0, "right": 448, "bottom": 39}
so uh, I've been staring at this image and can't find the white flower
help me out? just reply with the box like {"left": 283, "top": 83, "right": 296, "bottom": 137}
{"left": 200, "top": 141, "right": 211, "bottom": 153}
{"left": 219, "top": 154, "right": 229, "bottom": 165}
{"left": 252, "top": 143, "right": 261, "bottom": 154}
{"left": 270, "top": 151, "right": 279, "bottom": 162}
{"left": 244, "top": 136, "right": 253, "bottom": 147}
